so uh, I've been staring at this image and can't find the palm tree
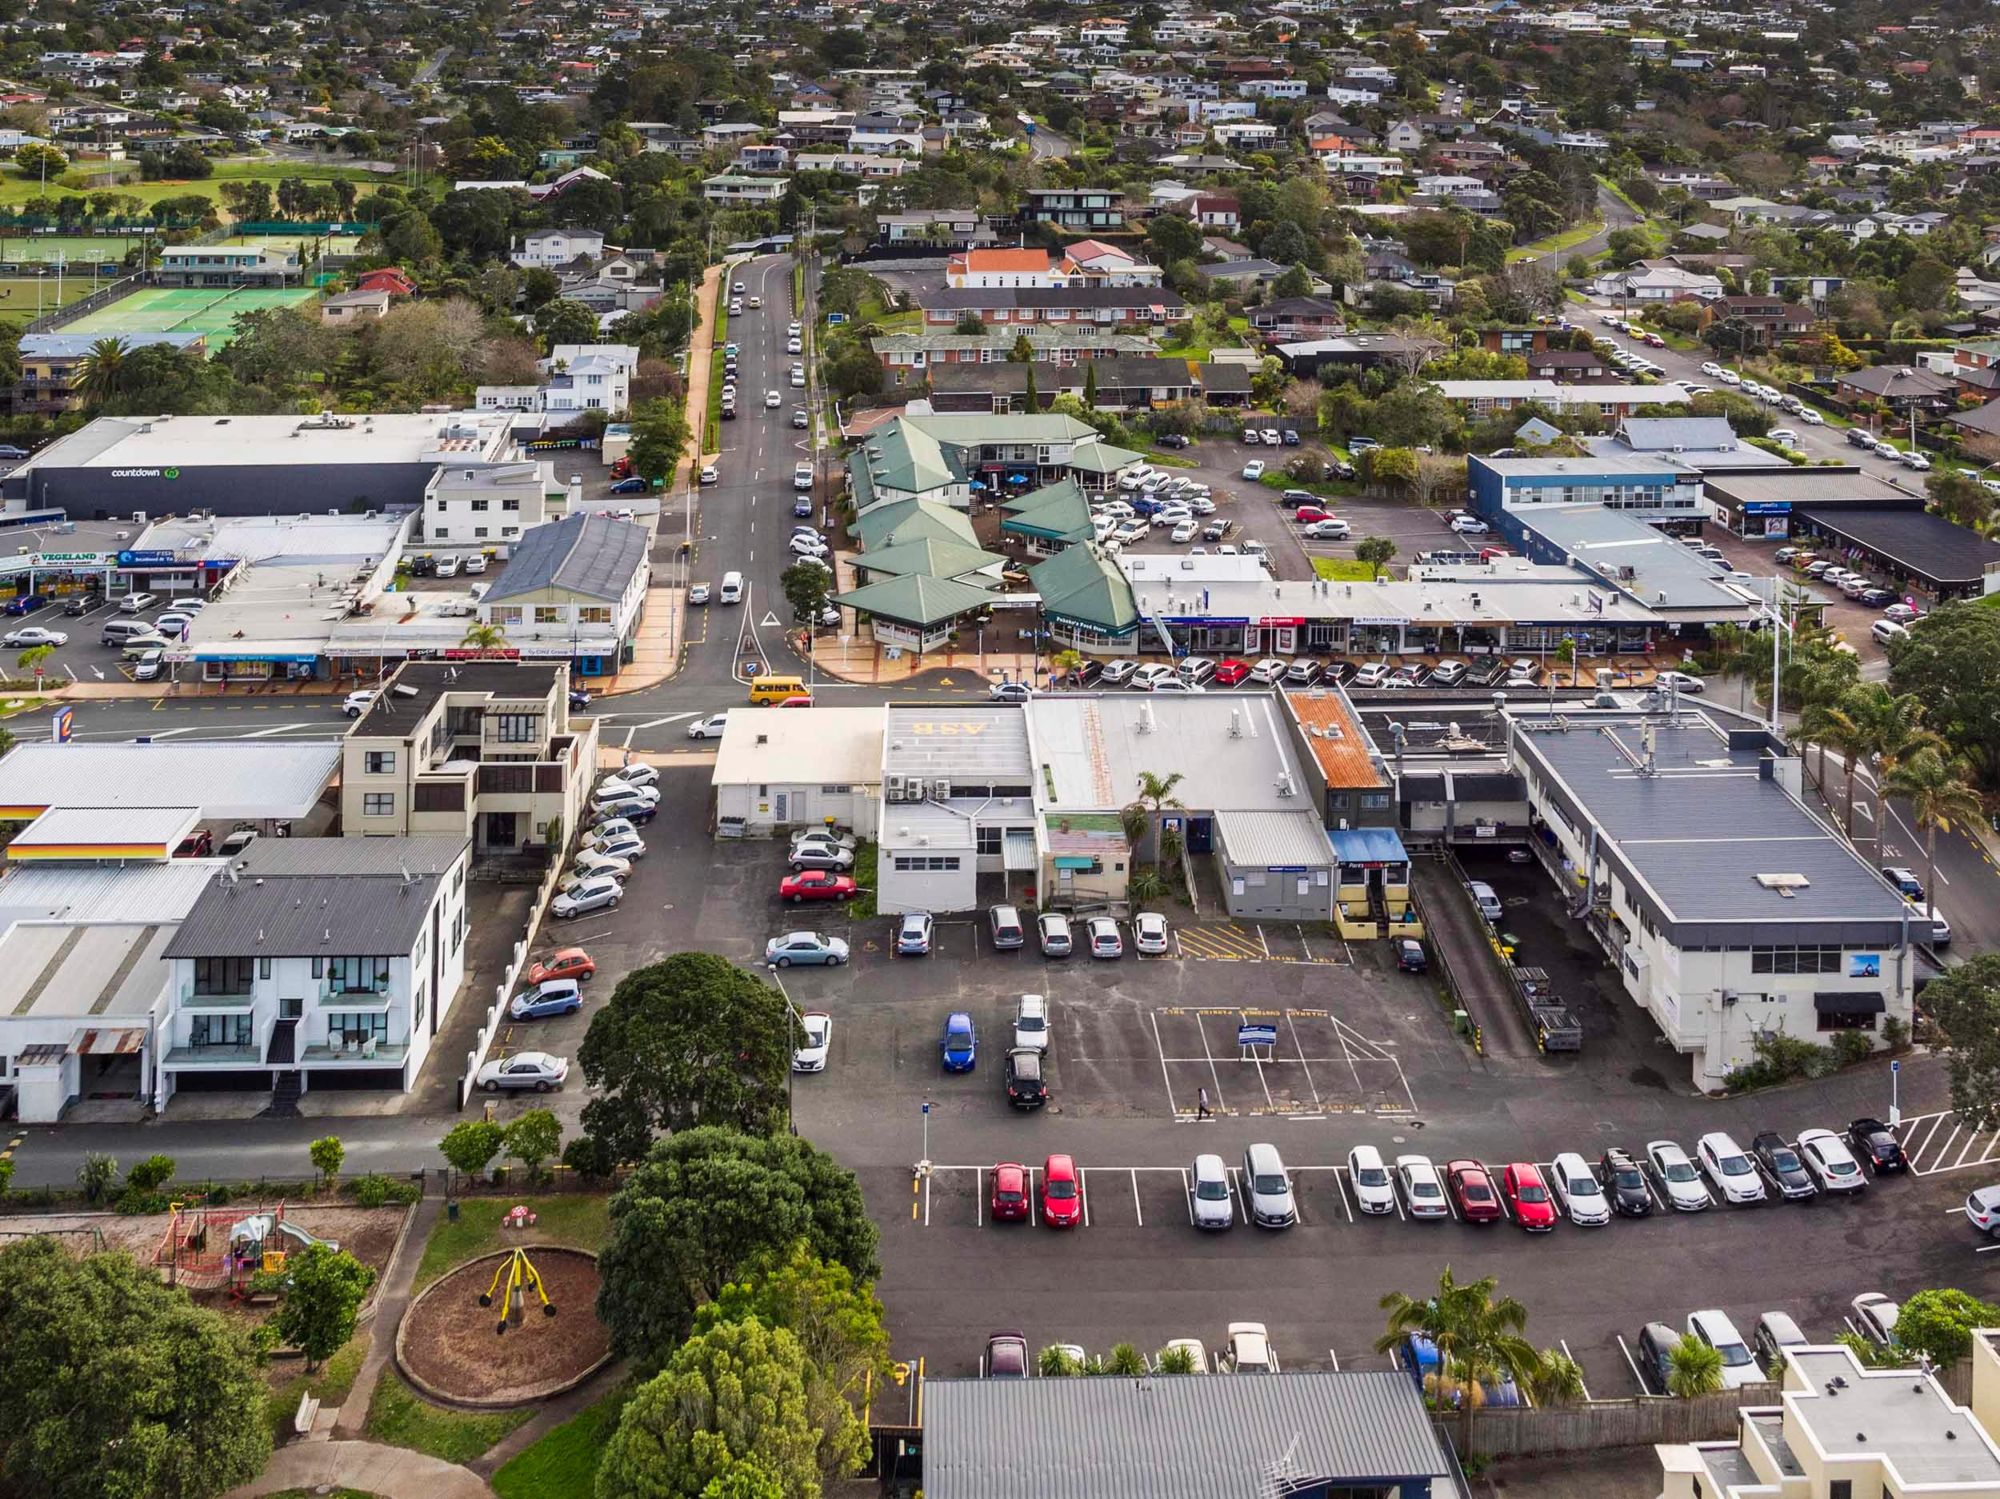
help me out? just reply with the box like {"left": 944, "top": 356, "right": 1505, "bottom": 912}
{"left": 1884, "top": 748, "right": 1984, "bottom": 925}
{"left": 1101, "top": 1342, "right": 1146, "bottom": 1376}
{"left": 460, "top": 621, "right": 507, "bottom": 651}
{"left": 1376, "top": 1267, "right": 1542, "bottom": 1454}
{"left": 13, "top": 643, "right": 53, "bottom": 683}
{"left": 1527, "top": 1348, "right": 1587, "bottom": 1407}
{"left": 1037, "top": 1345, "right": 1081, "bottom": 1377}
{"left": 1666, "top": 1337, "right": 1724, "bottom": 1397}
{"left": 1120, "top": 769, "right": 1185, "bottom": 853}
{"left": 1803, "top": 689, "right": 1871, "bottom": 842}
{"left": 74, "top": 337, "right": 131, "bottom": 406}
{"left": 1862, "top": 691, "right": 1945, "bottom": 854}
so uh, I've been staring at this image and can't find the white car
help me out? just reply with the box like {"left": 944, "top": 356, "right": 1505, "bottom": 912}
{"left": 1800, "top": 408, "right": 1825, "bottom": 425}
{"left": 789, "top": 534, "right": 830, "bottom": 559}
{"left": 1646, "top": 1140, "right": 1713, "bottom": 1211}
{"left": 1796, "top": 1127, "right": 1867, "bottom": 1194}
{"left": 1851, "top": 1292, "right": 1900, "bottom": 1346}
{"left": 766, "top": 390, "right": 781, "bottom": 408}
{"left": 1128, "top": 663, "right": 1179, "bottom": 691}
{"left": 1012, "top": 993, "right": 1050, "bottom": 1052}
{"left": 590, "top": 831, "right": 647, "bottom": 862}
{"left": 3, "top": 626, "right": 65, "bottom": 647}
{"left": 1190, "top": 1153, "right": 1234, "bottom": 1231}
{"left": 592, "top": 783, "right": 661, "bottom": 815}
{"left": 1696, "top": 1131, "right": 1766, "bottom": 1205}
{"left": 1226, "top": 1322, "right": 1277, "bottom": 1374}
{"left": 787, "top": 338, "right": 803, "bottom": 355}
{"left": 1241, "top": 460, "right": 1266, "bottom": 480}
{"left": 699, "top": 464, "right": 719, "bottom": 485}
{"left": 572, "top": 847, "right": 633, "bottom": 881}
{"left": 1717, "top": 369, "right": 1741, "bottom": 385}
{"left": 792, "top": 1011, "right": 832, "bottom": 1072}
{"left": 687, "top": 712, "right": 729, "bottom": 740}
{"left": 1346, "top": 1145, "right": 1395, "bottom": 1215}
{"left": 1687, "top": 1310, "right": 1762, "bottom": 1390}
{"left": 1133, "top": 911, "right": 1170, "bottom": 954}
{"left": 1653, "top": 670, "right": 1705, "bottom": 694}
{"left": 1699, "top": 361, "right": 1722, "bottom": 377}
{"left": 475, "top": 1050, "right": 569, "bottom": 1092}
{"left": 552, "top": 875, "right": 622, "bottom": 918}
{"left": 1448, "top": 514, "right": 1491, "bottom": 535}
{"left": 602, "top": 762, "right": 660, "bottom": 791}
{"left": 1395, "top": 1155, "right": 1449, "bottom": 1218}
{"left": 1170, "top": 520, "right": 1198, "bottom": 543}
{"left": 342, "top": 690, "right": 379, "bottom": 718}
{"left": 1248, "top": 658, "right": 1289, "bottom": 684}
{"left": 1549, "top": 1151, "right": 1610, "bottom": 1226}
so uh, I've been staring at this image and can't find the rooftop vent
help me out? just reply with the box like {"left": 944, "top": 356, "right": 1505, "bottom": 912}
{"left": 1753, "top": 873, "right": 1811, "bottom": 896}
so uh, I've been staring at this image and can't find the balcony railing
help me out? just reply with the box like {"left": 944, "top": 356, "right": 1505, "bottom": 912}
{"left": 162, "top": 1042, "right": 261, "bottom": 1067}
{"left": 302, "top": 1040, "right": 408, "bottom": 1066}
{"left": 179, "top": 985, "right": 257, "bottom": 1011}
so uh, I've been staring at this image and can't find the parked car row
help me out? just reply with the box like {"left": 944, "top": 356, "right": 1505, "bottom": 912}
{"left": 981, "top": 1323, "right": 1279, "bottom": 1378}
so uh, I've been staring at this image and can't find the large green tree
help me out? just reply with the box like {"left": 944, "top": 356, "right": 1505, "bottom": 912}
{"left": 576, "top": 954, "right": 793, "bottom": 1159}
{"left": 597, "top": 1319, "right": 823, "bottom": 1499}
{"left": 1892, "top": 1288, "right": 2000, "bottom": 1365}
{"left": 0, "top": 1238, "right": 271, "bottom": 1498}
{"left": 272, "top": 1243, "right": 376, "bottom": 1373}
{"left": 596, "top": 1127, "right": 879, "bottom": 1367}
{"left": 694, "top": 1244, "right": 885, "bottom": 1486}
{"left": 1888, "top": 604, "right": 2000, "bottom": 788}
{"left": 628, "top": 397, "right": 691, "bottom": 487}
{"left": 1374, "top": 1266, "right": 1543, "bottom": 1452}
{"left": 1920, "top": 953, "right": 2000, "bottom": 1129}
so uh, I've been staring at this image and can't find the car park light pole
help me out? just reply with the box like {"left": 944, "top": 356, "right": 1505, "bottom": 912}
{"left": 1890, "top": 1058, "right": 1900, "bottom": 1129}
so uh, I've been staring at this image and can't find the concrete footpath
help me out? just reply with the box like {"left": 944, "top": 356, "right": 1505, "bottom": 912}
{"left": 224, "top": 1440, "right": 495, "bottom": 1499}
{"left": 334, "top": 1192, "right": 443, "bottom": 1439}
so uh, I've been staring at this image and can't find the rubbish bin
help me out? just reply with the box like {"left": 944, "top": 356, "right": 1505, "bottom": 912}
{"left": 447, "top": 1200, "right": 459, "bottom": 1223}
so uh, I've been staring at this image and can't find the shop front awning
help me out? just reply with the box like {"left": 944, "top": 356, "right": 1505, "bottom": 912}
{"left": 1004, "top": 830, "right": 1038, "bottom": 873}
{"left": 1328, "top": 827, "right": 1410, "bottom": 868}
{"left": 1814, "top": 992, "right": 1886, "bottom": 1017}
{"left": 1053, "top": 854, "right": 1097, "bottom": 871}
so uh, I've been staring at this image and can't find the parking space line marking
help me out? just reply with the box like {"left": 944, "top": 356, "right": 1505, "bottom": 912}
{"left": 1977, "top": 1242, "right": 2000, "bottom": 1254}
{"left": 1905, "top": 1113, "right": 1947, "bottom": 1163}
{"left": 923, "top": 1170, "right": 931, "bottom": 1227}
{"left": 1257, "top": 925, "right": 1271, "bottom": 960}
{"left": 1559, "top": 1339, "right": 1592, "bottom": 1401}
{"left": 1285, "top": 1010, "right": 1324, "bottom": 1110}
{"left": 1198, "top": 1012, "right": 1238, "bottom": 1112}
{"left": 1181, "top": 1166, "right": 1192, "bottom": 1226}
{"left": 1980, "top": 1129, "right": 2000, "bottom": 1165}
{"left": 1616, "top": 1334, "right": 1648, "bottom": 1394}
{"left": 1332, "top": 1167, "right": 1354, "bottom": 1223}
{"left": 975, "top": 1167, "right": 982, "bottom": 1229}
{"left": 1641, "top": 1174, "right": 1665, "bottom": 1214}
{"left": 1079, "top": 1170, "right": 1090, "bottom": 1229}
{"left": 1956, "top": 1128, "right": 1989, "bottom": 1171}
{"left": 1231, "top": 1166, "right": 1249, "bottom": 1226}
{"left": 1937, "top": 1125, "right": 1964, "bottom": 1169}
{"left": 1131, "top": 1168, "right": 1143, "bottom": 1227}
{"left": 1027, "top": 1166, "right": 1037, "bottom": 1228}
{"left": 1326, "top": 1348, "right": 1339, "bottom": 1371}
{"left": 1149, "top": 1010, "right": 1182, "bottom": 1117}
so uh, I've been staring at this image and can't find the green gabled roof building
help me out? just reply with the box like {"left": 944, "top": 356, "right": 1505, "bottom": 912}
{"left": 852, "top": 497, "right": 980, "bottom": 553}
{"left": 1031, "top": 541, "right": 1138, "bottom": 639}
{"left": 1001, "top": 478, "right": 1094, "bottom": 550}
{"left": 831, "top": 573, "right": 1000, "bottom": 629}
{"left": 852, "top": 536, "right": 1009, "bottom": 585}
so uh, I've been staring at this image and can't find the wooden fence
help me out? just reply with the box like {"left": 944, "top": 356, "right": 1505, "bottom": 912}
{"left": 1445, "top": 1386, "right": 1776, "bottom": 1459}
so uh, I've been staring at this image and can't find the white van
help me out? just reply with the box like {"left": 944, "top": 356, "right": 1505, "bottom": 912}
{"left": 119, "top": 592, "right": 158, "bottom": 614}
{"left": 1871, "top": 619, "right": 1908, "bottom": 647}
{"left": 101, "top": 618, "right": 159, "bottom": 646}
{"left": 1468, "top": 880, "right": 1504, "bottom": 922}
{"left": 719, "top": 571, "right": 744, "bottom": 605}
{"left": 793, "top": 463, "right": 814, "bottom": 492}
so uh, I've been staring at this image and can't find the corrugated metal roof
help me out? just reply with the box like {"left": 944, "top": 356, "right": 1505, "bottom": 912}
{"left": 1216, "top": 808, "right": 1336, "bottom": 867}
{"left": 922, "top": 1372, "right": 1454, "bottom": 1499}
{"left": 884, "top": 707, "right": 1032, "bottom": 780}
{"left": 482, "top": 513, "right": 647, "bottom": 604}
{"left": 163, "top": 837, "right": 467, "bottom": 959}
{"left": 11, "top": 806, "right": 200, "bottom": 849}
{"left": 0, "top": 860, "right": 220, "bottom": 925}
{"left": 0, "top": 742, "right": 340, "bottom": 821}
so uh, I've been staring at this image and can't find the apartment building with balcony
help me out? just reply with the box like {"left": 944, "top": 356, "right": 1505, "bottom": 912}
{"left": 1020, "top": 187, "right": 1124, "bottom": 231}
{"left": 340, "top": 661, "right": 600, "bottom": 854}
{"left": 13, "top": 330, "right": 207, "bottom": 417}
{"left": 156, "top": 835, "right": 470, "bottom": 1104}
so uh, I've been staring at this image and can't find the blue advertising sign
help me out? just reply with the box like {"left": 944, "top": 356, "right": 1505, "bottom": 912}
{"left": 1236, "top": 1023, "right": 1278, "bottom": 1048}
{"left": 117, "top": 550, "right": 177, "bottom": 567}
{"left": 50, "top": 706, "right": 72, "bottom": 744}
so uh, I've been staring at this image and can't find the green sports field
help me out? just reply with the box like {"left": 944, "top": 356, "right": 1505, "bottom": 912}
{"left": 0, "top": 276, "right": 93, "bottom": 326}
{"left": 210, "top": 232, "right": 364, "bottom": 258}
{"left": 0, "top": 234, "right": 145, "bottom": 266}
{"left": 61, "top": 285, "right": 320, "bottom": 347}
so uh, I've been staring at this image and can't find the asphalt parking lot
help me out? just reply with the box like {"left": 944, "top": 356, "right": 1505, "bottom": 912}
{"left": 492, "top": 768, "right": 1992, "bottom": 1398}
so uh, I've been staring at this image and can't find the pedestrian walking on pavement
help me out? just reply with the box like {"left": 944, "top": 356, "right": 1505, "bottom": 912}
{"left": 1197, "top": 1086, "right": 1211, "bottom": 1121}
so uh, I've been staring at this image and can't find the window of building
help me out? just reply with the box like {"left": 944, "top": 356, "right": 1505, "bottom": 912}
{"left": 1750, "top": 945, "right": 1843, "bottom": 975}
{"left": 977, "top": 826, "right": 1002, "bottom": 857}
{"left": 413, "top": 983, "right": 426, "bottom": 1030}
{"left": 503, "top": 498, "right": 521, "bottom": 511}
{"left": 259, "top": 957, "right": 271, "bottom": 979}
{"left": 579, "top": 606, "right": 612, "bottom": 624}
{"left": 189, "top": 1013, "right": 251, "bottom": 1049}
{"left": 1828, "top": 1483, "right": 1851, "bottom": 1499}
{"left": 821, "top": 785, "right": 851, "bottom": 794}
{"left": 493, "top": 713, "right": 539, "bottom": 743}
{"left": 327, "top": 1011, "right": 389, "bottom": 1045}
{"left": 1816, "top": 1008, "right": 1876, "bottom": 1034}
{"left": 491, "top": 606, "right": 522, "bottom": 626}
{"left": 328, "top": 956, "right": 391, "bottom": 994}
{"left": 434, "top": 527, "right": 449, "bottom": 539}
{"left": 891, "top": 855, "right": 961, "bottom": 871}
{"left": 364, "top": 792, "right": 395, "bottom": 817}
{"left": 535, "top": 606, "right": 565, "bottom": 625}
{"left": 471, "top": 499, "right": 489, "bottom": 511}
{"left": 193, "top": 956, "right": 253, "bottom": 995}
{"left": 475, "top": 527, "right": 489, "bottom": 538}
{"left": 365, "top": 750, "right": 396, "bottom": 775}
{"left": 1360, "top": 791, "right": 1392, "bottom": 810}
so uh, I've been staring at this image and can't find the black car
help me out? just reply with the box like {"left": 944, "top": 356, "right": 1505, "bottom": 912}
{"left": 62, "top": 595, "right": 95, "bottom": 616}
{"left": 1599, "top": 1148, "right": 1652, "bottom": 1217}
{"left": 1394, "top": 938, "right": 1427, "bottom": 973}
{"left": 1636, "top": 1322, "right": 1681, "bottom": 1394}
{"left": 1155, "top": 433, "right": 1191, "bottom": 450}
{"left": 1468, "top": 659, "right": 1512, "bottom": 687}
{"left": 1751, "top": 1131, "right": 1818, "bottom": 1201}
{"left": 1322, "top": 458, "right": 1358, "bottom": 481}
{"left": 1278, "top": 489, "right": 1316, "bottom": 508}
{"left": 1847, "top": 1117, "right": 1906, "bottom": 1174}
{"left": 1005, "top": 1048, "right": 1046, "bottom": 1109}
{"left": 407, "top": 555, "right": 438, "bottom": 578}
{"left": 1202, "top": 519, "right": 1235, "bottom": 541}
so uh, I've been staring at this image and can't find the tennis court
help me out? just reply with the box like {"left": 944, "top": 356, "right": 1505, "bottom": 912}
{"left": 212, "top": 232, "right": 364, "bottom": 258}
{"left": 62, "top": 286, "right": 321, "bottom": 348}
{"left": 0, "top": 234, "right": 144, "bottom": 267}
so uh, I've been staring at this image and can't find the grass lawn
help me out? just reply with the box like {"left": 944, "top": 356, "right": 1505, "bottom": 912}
{"left": 0, "top": 276, "right": 93, "bottom": 326}
{"left": 845, "top": 840, "right": 879, "bottom": 921}
{"left": 492, "top": 1387, "right": 631, "bottom": 1499}
{"left": 1507, "top": 218, "right": 1604, "bottom": 264}
{"left": 0, "top": 157, "right": 399, "bottom": 212}
{"left": 365, "top": 1371, "right": 530, "bottom": 1466}
{"left": 874, "top": 308, "right": 922, "bottom": 335}
{"left": 265, "top": 1333, "right": 369, "bottom": 1440}
{"left": 1312, "top": 557, "right": 1381, "bottom": 582}
{"left": 413, "top": 1196, "right": 614, "bottom": 1294}
{"left": 705, "top": 295, "right": 729, "bottom": 454}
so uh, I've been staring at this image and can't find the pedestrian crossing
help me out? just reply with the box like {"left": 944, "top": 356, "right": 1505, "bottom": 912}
{"left": 1897, "top": 1110, "right": 2000, "bottom": 1177}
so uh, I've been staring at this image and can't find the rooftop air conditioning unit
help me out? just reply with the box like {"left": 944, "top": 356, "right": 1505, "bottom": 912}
{"left": 885, "top": 774, "right": 907, "bottom": 800}
{"left": 906, "top": 777, "right": 926, "bottom": 801}
{"left": 932, "top": 777, "right": 951, "bottom": 799}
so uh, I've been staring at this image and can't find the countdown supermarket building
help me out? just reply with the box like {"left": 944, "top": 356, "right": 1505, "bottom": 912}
{"left": 1, "top": 411, "right": 517, "bottom": 521}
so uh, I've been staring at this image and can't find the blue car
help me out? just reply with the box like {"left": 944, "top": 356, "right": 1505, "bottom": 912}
{"left": 508, "top": 980, "right": 582, "bottom": 1020}
{"left": 609, "top": 476, "right": 649, "bottom": 495}
{"left": 3, "top": 594, "right": 45, "bottom": 615}
{"left": 940, "top": 1011, "right": 977, "bottom": 1072}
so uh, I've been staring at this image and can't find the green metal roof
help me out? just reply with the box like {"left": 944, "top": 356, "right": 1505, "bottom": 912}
{"left": 831, "top": 573, "right": 998, "bottom": 627}
{"left": 853, "top": 536, "right": 1008, "bottom": 582}
{"left": 1062, "top": 440, "right": 1144, "bottom": 475}
{"left": 1000, "top": 478, "right": 1093, "bottom": 544}
{"left": 850, "top": 417, "right": 965, "bottom": 496}
{"left": 902, "top": 412, "right": 1106, "bottom": 446}
{"left": 853, "top": 498, "right": 979, "bottom": 553}
{"left": 1030, "top": 542, "right": 1137, "bottom": 631}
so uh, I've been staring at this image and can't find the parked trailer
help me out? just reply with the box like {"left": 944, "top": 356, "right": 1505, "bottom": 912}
{"left": 1509, "top": 965, "right": 1582, "bottom": 1053}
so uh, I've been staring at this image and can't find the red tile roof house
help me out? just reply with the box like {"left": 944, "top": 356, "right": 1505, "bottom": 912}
{"left": 355, "top": 267, "right": 417, "bottom": 297}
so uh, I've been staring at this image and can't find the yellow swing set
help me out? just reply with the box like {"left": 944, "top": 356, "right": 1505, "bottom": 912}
{"left": 477, "top": 1246, "right": 558, "bottom": 1336}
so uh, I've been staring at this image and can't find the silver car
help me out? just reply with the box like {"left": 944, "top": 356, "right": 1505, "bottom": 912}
{"left": 1190, "top": 1152, "right": 1233, "bottom": 1230}
{"left": 475, "top": 1051, "right": 569, "bottom": 1092}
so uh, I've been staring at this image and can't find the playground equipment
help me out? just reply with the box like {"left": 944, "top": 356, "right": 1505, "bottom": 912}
{"left": 153, "top": 1200, "right": 337, "bottom": 1291}
{"left": 478, "top": 1245, "right": 557, "bottom": 1335}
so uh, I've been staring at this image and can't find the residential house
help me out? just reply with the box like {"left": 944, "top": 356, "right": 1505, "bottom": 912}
{"left": 511, "top": 229, "right": 607, "bottom": 269}
{"left": 701, "top": 175, "right": 788, "bottom": 204}
{"left": 1020, "top": 188, "right": 1122, "bottom": 232}
{"left": 1590, "top": 263, "right": 1725, "bottom": 302}
{"left": 877, "top": 209, "right": 990, "bottom": 249}
{"left": 1836, "top": 364, "right": 1956, "bottom": 415}
{"left": 919, "top": 287, "right": 1188, "bottom": 331}
{"left": 946, "top": 248, "right": 1065, "bottom": 289}
{"left": 1248, "top": 297, "right": 1347, "bottom": 344}
{"left": 14, "top": 331, "right": 206, "bottom": 417}
{"left": 1060, "top": 241, "right": 1164, "bottom": 288}
{"left": 320, "top": 289, "right": 391, "bottom": 325}
{"left": 1701, "top": 295, "right": 1815, "bottom": 350}
{"left": 424, "top": 460, "right": 563, "bottom": 546}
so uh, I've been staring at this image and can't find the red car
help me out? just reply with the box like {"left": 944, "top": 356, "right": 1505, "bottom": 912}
{"left": 525, "top": 947, "right": 596, "bottom": 985}
{"left": 991, "top": 1162, "right": 1030, "bottom": 1222}
{"left": 1042, "top": 1153, "right": 1082, "bottom": 1228}
{"left": 1213, "top": 657, "right": 1252, "bottom": 687}
{"left": 779, "top": 869, "right": 857, "bottom": 904}
{"left": 1293, "top": 506, "right": 1334, "bottom": 525}
{"left": 1502, "top": 1162, "right": 1559, "bottom": 1231}
{"left": 1446, "top": 1160, "right": 1503, "bottom": 1223}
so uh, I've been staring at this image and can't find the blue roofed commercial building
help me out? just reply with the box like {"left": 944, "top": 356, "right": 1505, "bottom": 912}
{"left": 1507, "top": 708, "right": 1918, "bottom": 1089}
{"left": 1468, "top": 453, "right": 1709, "bottom": 534}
